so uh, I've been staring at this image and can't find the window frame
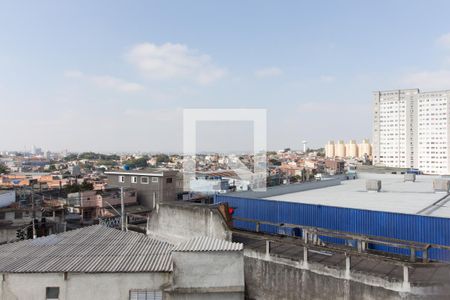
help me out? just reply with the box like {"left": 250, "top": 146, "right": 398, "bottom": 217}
{"left": 140, "top": 176, "right": 149, "bottom": 184}
{"left": 46, "top": 287, "right": 60, "bottom": 300}
{"left": 129, "top": 289, "right": 162, "bottom": 300}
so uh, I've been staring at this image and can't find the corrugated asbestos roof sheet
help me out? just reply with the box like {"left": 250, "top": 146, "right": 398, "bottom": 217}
{"left": 0, "top": 225, "right": 173, "bottom": 273}
{"left": 173, "top": 236, "right": 243, "bottom": 252}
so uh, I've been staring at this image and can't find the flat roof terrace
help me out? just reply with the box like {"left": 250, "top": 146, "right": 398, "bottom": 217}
{"left": 263, "top": 173, "right": 450, "bottom": 217}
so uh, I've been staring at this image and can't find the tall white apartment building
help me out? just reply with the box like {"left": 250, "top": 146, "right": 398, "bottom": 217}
{"left": 373, "top": 89, "right": 450, "bottom": 174}
{"left": 417, "top": 91, "right": 450, "bottom": 174}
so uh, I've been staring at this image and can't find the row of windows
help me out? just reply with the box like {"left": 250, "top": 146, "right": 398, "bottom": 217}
{"left": 118, "top": 175, "right": 173, "bottom": 184}
{"left": 119, "top": 175, "right": 158, "bottom": 184}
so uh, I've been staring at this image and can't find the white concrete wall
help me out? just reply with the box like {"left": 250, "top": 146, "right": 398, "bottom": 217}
{"left": 147, "top": 203, "right": 231, "bottom": 243}
{"left": 172, "top": 251, "right": 244, "bottom": 293}
{"left": 0, "top": 228, "right": 18, "bottom": 244}
{"left": 0, "top": 272, "right": 170, "bottom": 300}
{"left": 0, "top": 191, "right": 15, "bottom": 208}
{"left": 169, "top": 292, "right": 243, "bottom": 300}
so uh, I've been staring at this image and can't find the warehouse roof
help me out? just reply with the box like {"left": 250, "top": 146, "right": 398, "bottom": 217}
{"left": 0, "top": 225, "right": 174, "bottom": 273}
{"left": 263, "top": 173, "right": 450, "bottom": 217}
{"left": 173, "top": 236, "right": 243, "bottom": 252}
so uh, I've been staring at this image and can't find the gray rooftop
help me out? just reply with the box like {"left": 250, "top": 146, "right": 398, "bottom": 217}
{"left": 263, "top": 173, "right": 450, "bottom": 217}
{"left": 0, "top": 225, "right": 173, "bottom": 273}
{"left": 173, "top": 236, "right": 243, "bottom": 252}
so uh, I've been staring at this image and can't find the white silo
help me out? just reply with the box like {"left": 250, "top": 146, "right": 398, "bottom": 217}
{"left": 335, "top": 140, "right": 346, "bottom": 158}
{"left": 325, "top": 141, "right": 335, "bottom": 158}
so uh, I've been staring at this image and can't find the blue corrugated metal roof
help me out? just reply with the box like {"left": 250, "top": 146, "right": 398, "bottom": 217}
{"left": 215, "top": 195, "right": 450, "bottom": 261}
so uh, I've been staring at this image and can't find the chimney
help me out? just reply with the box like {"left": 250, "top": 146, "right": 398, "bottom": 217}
{"left": 366, "top": 179, "right": 381, "bottom": 192}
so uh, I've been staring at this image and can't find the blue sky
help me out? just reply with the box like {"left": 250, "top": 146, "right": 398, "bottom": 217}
{"left": 2, "top": 1, "right": 450, "bottom": 152}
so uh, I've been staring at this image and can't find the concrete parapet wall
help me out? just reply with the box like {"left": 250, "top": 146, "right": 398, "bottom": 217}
{"left": 243, "top": 250, "right": 450, "bottom": 300}
{"left": 226, "top": 178, "right": 342, "bottom": 199}
{"left": 170, "top": 251, "right": 244, "bottom": 300}
{"left": 147, "top": 202, "right": 231, "bottom": 243}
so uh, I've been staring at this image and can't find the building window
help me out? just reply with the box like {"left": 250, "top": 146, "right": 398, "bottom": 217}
{"left": 118, "top": 176, "right": 125, "bottom": 183}
{"left": 0, "top": 212, "right": 4, "bottom": 220}
{"left": 129, "top": 290, "right": 162, "bottom": 300}
{"left": 14, "top": 211, "right": 23, "bottom": 219}
{"left": 152, "top": 177, "right": 159, "bottom": 183}
{"left": 166, "top": 178, "right": 173, "bottom": 183}
{"left": 141, "top": 177, "right": 149, "bottom": 184}
{"left": 131, "top": 176, "right": 137, "bottom": 184}
{"left": 46, "top": 287, "right": 60, "bottom": 299}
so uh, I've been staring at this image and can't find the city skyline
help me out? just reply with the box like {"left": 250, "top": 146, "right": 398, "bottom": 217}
{"left": 2, "top": 1, "right": 450, "bottom": 152}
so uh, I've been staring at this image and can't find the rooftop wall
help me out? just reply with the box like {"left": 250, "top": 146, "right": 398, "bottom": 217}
{"left": 147, "top": 202, "right": 232, "bottom": 243}
{"left": 226, "top": 177, "right": 342, "bottom": 199}
{"left": 0, "top": 190, "right": 15, "bottom": 208}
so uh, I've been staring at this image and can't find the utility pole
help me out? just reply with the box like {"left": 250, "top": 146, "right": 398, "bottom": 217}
{"left": 31, "top": 187, "right": 36, "bottom": 239}
{"left": 120, "top": 187, "right": 125, "bottom": 231}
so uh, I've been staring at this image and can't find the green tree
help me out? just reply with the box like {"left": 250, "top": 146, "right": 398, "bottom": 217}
{"left": 290, "top": 175, "right": 302, "bottom": 183}
{"left": 156, "top": 154, "right": 170, "bottom": 164}
{"left": 79, "top": 152, "right": 99, "bottom": 160}
{"left": 64, "top": 153, "right": 78, "bottom": 162}
{"left": 65, "top": 181, "right": 94, "bottom": 193}
{"left": 80, "top": 181, "right": 94, "bottom": 191}
{"left": 65, "top": 183, "right": 81, "bottom": 193}
{"left": 0, "top": 163, "right": 9, "bottom": 174}
{"left": 124, "top": 156, "right": 149, "bottom": 169}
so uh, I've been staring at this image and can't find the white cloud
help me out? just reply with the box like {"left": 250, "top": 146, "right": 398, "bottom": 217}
{"left": 254, "top": 67, "right": 283, "bottom": 78}
{"left": 90, "top": 75, "right": 144, "bottom": 92}
{"left": 64, "top": 70, "right": 144, "bottom": 93}
{"left": 126, "top": 43, "right": 226, "bottom": 85}
{"left": 437, "top": 33, "right": 450, "bottom": 49}
{"left": 401, "top": 70, "right": 450, "bottom": 90}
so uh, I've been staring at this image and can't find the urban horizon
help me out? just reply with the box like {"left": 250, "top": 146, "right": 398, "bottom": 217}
{"left": 3, "top": 2, "right": 450, "bottom": 299}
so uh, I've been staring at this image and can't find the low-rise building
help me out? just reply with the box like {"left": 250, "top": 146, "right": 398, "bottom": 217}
{"left": 105, "top": 169, "right": 179, "bottom": 209}
{"left": 0, "top": 225, "right": 244, "bottom": 300}
{"left": 324, "top": 159, "right": 345, "bottom": 175}
{"left": 67, "top": 188, "right": 137, "bottom": 222}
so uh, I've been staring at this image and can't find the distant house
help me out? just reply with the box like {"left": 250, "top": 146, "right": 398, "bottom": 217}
{"left": 0, "top": 225, "right": 244, "bottom": 300}
{"left": 104, "top": 169, "right": 179, "bottom": 209}
{"left": 325, "top": 159, "right": 345, "bottom": 175}
{"left": 66, "top": 188, "right": 137, "bottom": 223}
